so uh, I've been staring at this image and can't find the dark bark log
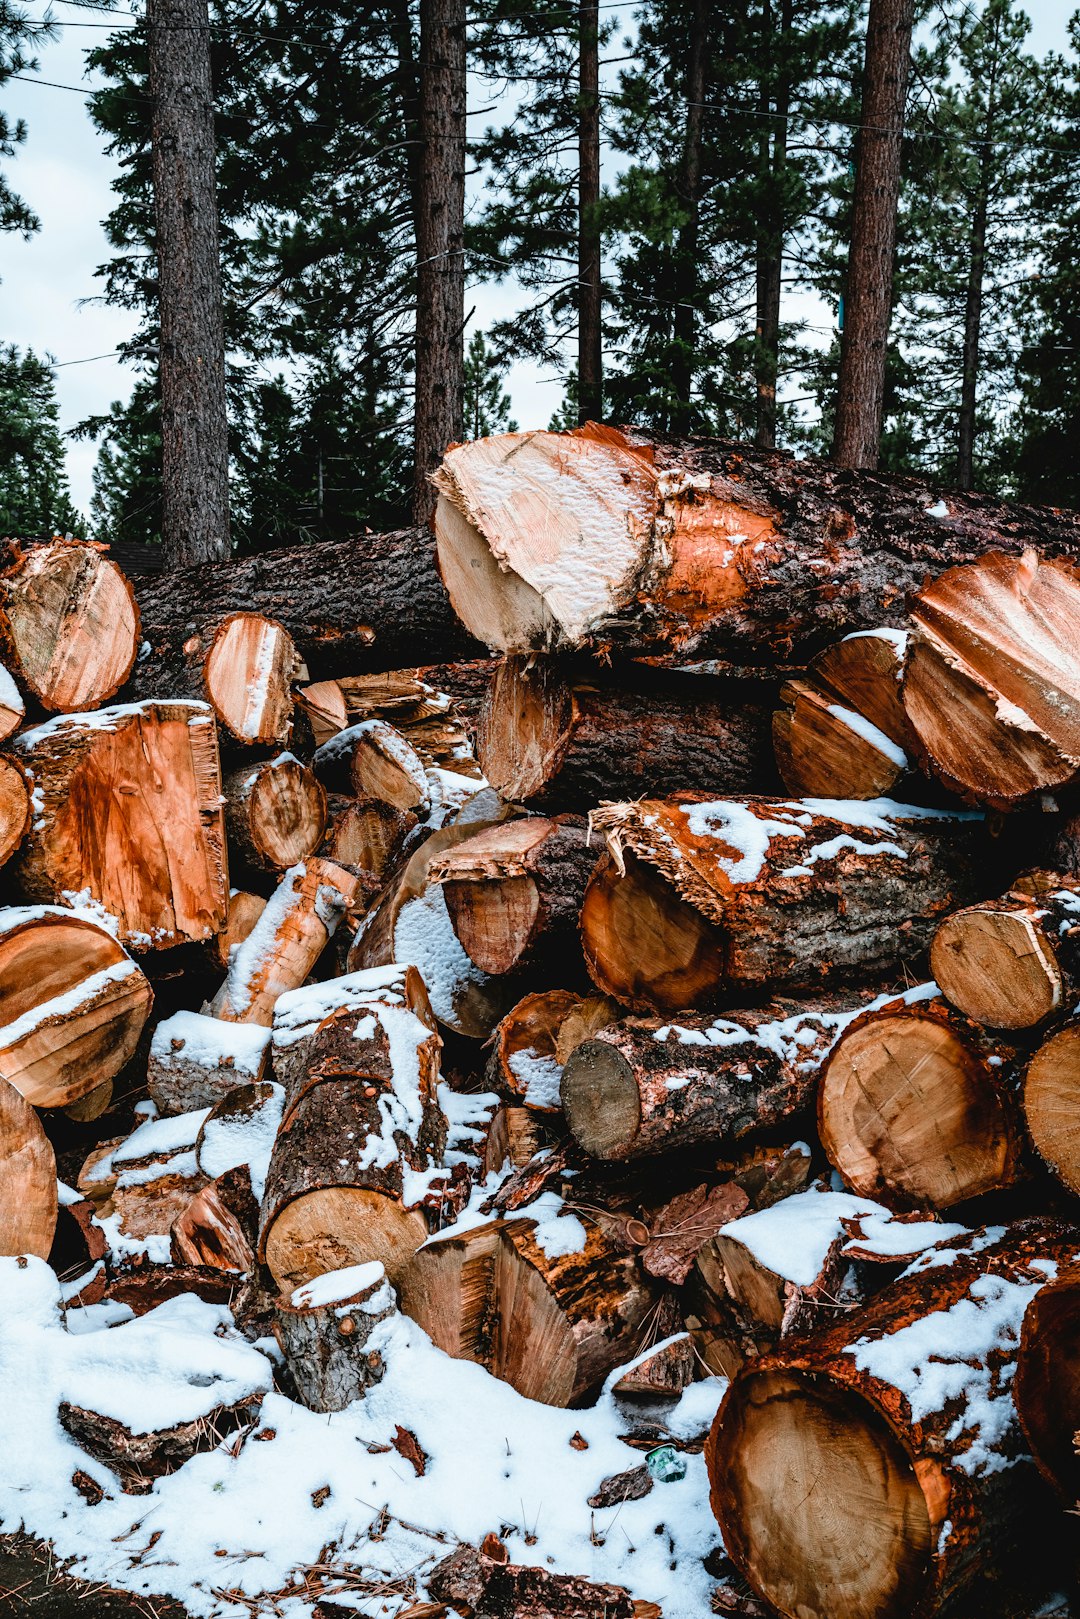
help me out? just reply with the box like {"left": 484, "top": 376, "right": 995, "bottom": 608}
{"left": 274, "top": 1261, "right": 394, "bottom": 1412}
{"left": 428, "top": 1544, "right": 635, "bottom": 1619}
{"left": 832, "top": 0, "right": 916, "bottom": 469}
{"left": 931, "top": 879, "right": 1080, "bottom": 1031}
{"left": 413, "top": 0, "right": 465, "bottom": 523}
{"left": 148, "top": 0, "right": 229, "bottom": 565}
{"left": 577, "top": 0, "right": 602, "bottom": 425}
{"left": 269, "top": 961, "right": 436, "bottom": 1094}
{"left": 58, "top": 1394, "right": 261, "bottom": 1493}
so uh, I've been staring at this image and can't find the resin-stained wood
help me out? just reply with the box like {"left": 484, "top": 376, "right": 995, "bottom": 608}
{"left": 0, "top": 1075, "right": 58, "bottom": 1259}
{"left": 0, "top": 538, "right": 139, "bottom": 711}
{"left": 203, "top": 612, "right": 301, "bottom": 746}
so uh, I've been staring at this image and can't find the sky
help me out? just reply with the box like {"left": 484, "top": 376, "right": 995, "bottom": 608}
{"left": 1, "top": 0, "right": 1077, "bottom": 517}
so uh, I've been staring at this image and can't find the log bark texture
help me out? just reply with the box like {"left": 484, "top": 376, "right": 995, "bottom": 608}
{"left": 274, "top": 1261, "right": 394, "bottom": 1411}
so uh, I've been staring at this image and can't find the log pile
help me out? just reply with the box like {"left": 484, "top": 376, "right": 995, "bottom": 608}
{"left": 6, "top": 433, "right": 1080, "bottom": 1618}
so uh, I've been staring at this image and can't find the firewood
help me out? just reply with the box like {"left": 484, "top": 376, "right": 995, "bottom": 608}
{"left": 0, "top": 537, "right": 140, "bottom": 711}
{"left": 476, "top": 654, "right": 775, "bottom": 808}
{"left": 431, "top": 815, "right": 598, "bottom": 977}
{"left": 706, "top": 1221, "right": 1080, "bottom": 1619}
{"left": 1022, "top": 1021, "right": 1080, "bottom": 1196}
{"left": 274, "top": 1260, "right": 395, "bottom": 1411}
{"left": 611, "top": 1334, "right": 695, "bottom": 1399}
{"left": 62, "top": 1077, "right": 114, "bottom": 1123}
{"left": 269, "top": 963, "right": 437, "bottom": 1093}
{"left": 819, "top": 996, "right": 1025, "bottom": 1209}
{"left": 206, "top": 889, "right": 267, "bottom": 973}
{"left": 210, "top": 858, "right": 361, "bottom": 1026}
{"left": 582, "top": 795, "right": 982, "bottom": 1012}
{"left": 772, "top": 677, "right": 909, "bottom": 800}
{"left": 0, "top": 754, "right": 31, "bottom": 868}
{"left": 931, "top": 879, "right": 1080, "bottom": 1030}
{"left": 313, "top": 719, "right": 430, "bottom": 812}
{"left": 902, "top": 548, "right": 1080, "bottom": 809}
{"left": 320, "top": 794, "right": 414, "bottom": 877}
{"left": 432, "top": 426, "right": 1080, "bottom": 669}
{"left": 560, "top": 986, "right": 934, "bottom": 1163}
{"left": 398, "top": 1208, "right": 656, "bottom": 1405}
{"left": 58, "top": 1391, "right": 263, "bottom": 1494}
{"left": 223, "top": 755, "right": 327, "bottom": 874}
{"left": 809, "top": 628, "right": 915, "bottom": 750}
{"left": 301, "top": 663, "right": 488, "bottom": 777}
{"left": 0, "top": 1075, "right": 57, "bottom": 1259}
{"left": 0, "top": 907, "right": 153, "bottom": 1107}
{"left": 483, "top": 1105, "right": 549, "bottom": 1172}
{"left": 147, "top": 1011, "right": 271, "bottom": 1114}
{"left": 202, "top": 612, "right": 302, "bottom": 746}
{"left": 640, "top": 1182, "right": 750, "bottom": 1285}
{"left": 427, "top": 1543, "right": 635, "bottom": 1619}
{"left": 0, "top": 659, "right": 24, "bottom": 740}
{"left": 195, "top": 1082, "right": 285, "bottom": 1195}
{"left": 1014, "top": 1264, "right": 1080, "bottom": 1499}
{"left": 50, "top": 1191, "right": 107, "bottom": 1307}
{"left": 107, "top": 1106, "right": 209, "bottom": 1243}
{"left": 487, "top": 990, "right": 581, "bottom": 1112}
{"left": 170, "top": 1169, "right": 257, "bottom": 1272}
{"left": 12, "top": 700, "right": 228, "bottom": 950}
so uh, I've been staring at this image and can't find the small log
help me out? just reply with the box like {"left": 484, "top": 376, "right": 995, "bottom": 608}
{"left": 206, "top": 889, "right": 268, "bottom": 974}
{"left": 431, "top": 815, "right": 597, "bottom": 976}
{"left": 611, "top": 1333, "right": 696, "bottom": 1399}
{"left": 1014, "top": 1265, "right": 1080, "bottom": 1499}
{"left": 170, "top": 1169, "right": 257, "bottom": 1272}
{"left": 51, "top": 1192, "right": 107, "bottom": 1307}
{"left": 195, "top": 1082, "right": 285, "bottom": 1198}
{"left": 12, "top": 700, "right": 228, "bottom": 950}
{"left": 0, "top": 754, "right": 31, "bottom": 869}
{"left": 560, "top": 986, "right": 935, "bottom": 1163}
{"left": 427, "top": 1544, "right": 635, "bottom": 1619}
{"left": 210, "top": 859, "right": 361, "bottom": 1026}
{"left": 0, "top": 537, "right": 139, "bottom": 711}
{"left": 312, "top": 719, "right": 430, "bottom": 812}
{"left": 321, "top": 794, "right": 413, "bottom": 877}
{"left": 902, "top": 548, "right": 1080, "bottom": 809}
{"left": 223, "top": 754, "right": 327, "bottom": 875}
{"left": 107, "top": 1107, "right": 209, "bottom": 1243}
{"left": 0, "top": 907, "right": 153, "bottom": 1108}
{"left": 1022, "top": 1021, "right": 1080, "bottom": 1196}
{"left": 706, "top": 1221, "right": 1080, "bottom": 1619}
{"left": 58, "top": 1391, "right": 263, "bottom": 1493}
{"left": 931, "top": 880, "right": 1080, "bottom": 1030}
{"left": 398, "top": 1209, "right": 655, "bottom": 1406}
{"left": 0, "top": 1075, "right": 58, "bottom": 1259}
{"left": 0, "top": 659, "right": 24, "bottom": 740}
{"left": 296, "top": 661, "right": 489, "bottom": 770}
{"left": 202, "top": 612, "right": 301, "bottom": 746}
{"left": 819, "top": 997, "right": 1024, "bottom": 1209}
{"left": 487, "top": 990, "right": 580, "bottom": 1112}
{"left": 810, "top": 629, "right": 915, "bottom": 748}
{"left": 582, "top": 795, "right": 982, "bottom": 1012}
{"left": 772, "top": 677, "right": 908, "bottom": 800}
{"left": 483, "top": 1105, "right": 549, "bottom": 1173}
{"left": 475, "top": 654, "right": 775, "bottom": 808}
{"left": 147, "top": 1011, "right": 271, "bottom": 1114}
{"left": 63, "top": 1076, "right": 114, "bottom": 1123}
{"left": 274, "top": 1260, "right": 395, "bottom": 1411}
{"left": 270, "top": 962, "right": 436, "bottom": 1093}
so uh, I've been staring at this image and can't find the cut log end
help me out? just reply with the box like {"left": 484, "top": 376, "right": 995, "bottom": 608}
{"left": 262, "top": 1187, "right": 428, "bottom": 1293}
{"left": 1015, "top": 1270, "right": 1080, "bottom": 1498}
{"left": 203, "top": 612, "right": 300, "bottom": 745}
{"left": 477, "top": 655, "right": 571, "bottom": 801}
{"left": 442, "top": 874, "right": 539, "bottom": 976}
{"left": 773, "top": 680, "right": 904, "bottom": 800}
{"left": 229, "top": 757, "right": 327, "bottom": 872}
{"left": 0, "top": 756, "right": 31, "bottom": 868}
{"left": 559, "top": 1040, "right": 640, "bottom": 1159}
{"left": 1, "top": 539, "right": 140, "bottom": 711}
{"left": 931, "top": 906, "right": 1062, "bottom": 1030}
{"left": 0, "top": 1075, "right": 58, "bottom": 1259}
{"left": 1023, "top": 1023, "right": 1080, "bottom": 1195}
{"left": 581, "top": 852, "right": 726, "bottom": 1012}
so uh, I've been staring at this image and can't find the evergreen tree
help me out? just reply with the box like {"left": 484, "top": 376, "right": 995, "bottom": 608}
{"left": 0, "top": 346, "right": 84, "bottom": 536}
{"left": 0, "top": 1, "right": 53, "bottom": 240}
{"left": 462, "top": 329, "right": 517, "bottom": 439}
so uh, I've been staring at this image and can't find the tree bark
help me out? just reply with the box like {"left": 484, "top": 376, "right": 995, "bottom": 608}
{"left": 576, "top": 0, "right": 602, "bottom": 426}
{"left": 754, "top": 0, "right": 790, "bottom": 449}
{"left": 413, "top": 0, "right": 465, "bottom": 524}
{"left": 832, "top": 0, "right": 916, "bottom": 469}
{"left": 148, "top": 0, "right": 230, "bottom": 566}
{"left": 148, "top": 1010, "right": 270, "bottom": 1115}
{"left": 428, "top": 1545, "right": 635, "bottom": 1619}
{"left": 274, "top": 1262, "right": 394, "bottom": 1412}
{"left": 671, "top": 0, "right": 707, "bottom": 430}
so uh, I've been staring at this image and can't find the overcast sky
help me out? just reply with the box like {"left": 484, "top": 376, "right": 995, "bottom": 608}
{"left": 1, "top": 0, "right": 1077, "bottom": 516}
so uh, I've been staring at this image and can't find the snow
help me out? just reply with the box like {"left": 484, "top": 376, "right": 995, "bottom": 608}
{"left": 680, "top": 800, "right": 807, "bottom": 882}
{"left": 843, "top": 1211, "right": 966, "bottom": 1258}
{"left": 16, "top": 699, "right": 213, "bottom": 748}
{"left": 239, "top": 624, "right": 282, "bottom": 740}
{"left": 524, "top": 1191, "right": 589, "bottom": 1258}
{"left": 825, "top": 705, "right": 908, "bottom": 768}
{"left": 791, "top": 797, "right": 982, "bottom": 830}
{"left": 111, "top": 1107, "right": 211, "bottom": 1169}
{"left": 507, "top": 1047, "right": 563, "bottom": 1109}
{"left": 393, "top": 883, "right": 486, "bottom": 1026}
{"left": 0, "top": 661, "right": 23, "bottom": 713}
{"left": 224, "top": 864, "right": 349, "bottom": 1016}
{"left": 150, "top": 1011, "right": 270, "bottom": 1075}
{"left": 290, "top": 1262, "right": 386, "bottom": 1311}
{"left": 925, "top": 499, "right": 951, "bottom": 519}
{"left": 0, "top": 958, "right": 139, "bottom": 1052}
{"left": 779, "top": 832, "right": 909, "bottom": 878}
{"left": 841, "top": 627, "right": 909, "bottom": 653}
{"left": 272, "top": 965, "right": 409, "bottom": 1049}
{"left": 425, "top": 766, "right": 491, "bottom": 828}
{"left": 197, "top": 1083, "right": 285, "bottom": 1203}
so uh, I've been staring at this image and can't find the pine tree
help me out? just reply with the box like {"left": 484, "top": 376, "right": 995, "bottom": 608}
{"left": 0, "top": 1, "right": 53, "bottom": 240}
{"left": 0, "top": 346, "right": 84, "bottom": 536}
{"left": 463, "top": 329, "right": 518, "bottom": 439}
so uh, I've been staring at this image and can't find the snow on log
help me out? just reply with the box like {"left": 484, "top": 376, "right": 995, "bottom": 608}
{"left": 0, "top": 659, "right": 24, "bottom": 740}
{"left": 476, "top": 654, "right": 776, "bottom": 808}
{"left": 582, "top": 795, "right": 983, "bottom": 1013}
{"left": 1014, "top": 1264, "right": 1080, "bottom": 1499}
{"left": 902, "top": 549, "right": 1080, "bottom": 809}
{"left": 202, "top": 612, "right": 302, "bottom": 746}
{"left": 12, "top": 701, "right": 228, "bottom": 950}
{"left": 205, "top": 889, "right": 267, "bottom": 974}
{"left": 931, "top": 878, "right": 1080, "bottom": 1031}
{"left": 1022, "top": 1021, "right": 1080, "bottom": 1196}
{"left": 222, "top": 754, "right": 327, "bottom": 875}
{"left": 147, "top": 1011, "right": 271, "bottom": 1114}
{"left": 0, "top": 907, "right": 153, "bottom": 1108}
{"left": 706, "top": 1221, "right": 1080, "bottom": 1619}
{"left": 274, "top": 1260, "right": 395, "bottom": 1412}
{"left": 560, "top": 985, "right": 937, "bottom": 1162}
{"left": 0, "top": 1075, "right": 57, "bottom": 1258}
{"left": 313, "top": 719, "right": 431, "bottom": 813}
{"left": 433, "top": 426, "right": 1080, "bottom": 669}
{"left": 0, "top": 538, "right": 139, "bottom": 711}
{"left": 0, "top": 754, "right": 31, "bottom": 868}
{"left": 295, "top": 661, "right": 490, "bottom": 778}
{"left": 819, "top": 996, "right": 1024, "bottom": 1210}
{"left": 486, "top": 989, "right": 617, "bottom": 1113}
{"left": 269, "top": 963, "right": 436, "bottom": 1092}
{"left": 194, "top": 1080, "right": 284, "bottom": 1199}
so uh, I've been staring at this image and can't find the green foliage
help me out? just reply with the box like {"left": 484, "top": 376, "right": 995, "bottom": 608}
{"left": 0, "top": 345, "right": 83, "bottom": 536}
{"left": 463, "top": 330, "right": 517, "bottom": 440}
{"left": 0, "top": 0, "right": 53, "bottom": 240}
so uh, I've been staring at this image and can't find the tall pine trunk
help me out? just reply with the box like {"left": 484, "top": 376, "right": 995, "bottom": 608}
{"left": 832, "top": 0, "right": 916, "bottom": 469}
{"left": 957, "top": 28, "right": 999, "bottom": 491}
{"left": 148, "top": 0, "right": 229, "bottom": 567}
{"left": 413, "top": 0, "right": 466, "bottom": 524}
{"left": 671, "top": 0, "right": 707, "bottom": 433}
{"left": 754, "top": 0, "right": 791, "bottom": 449}
{"left": 577, "top": 0, "right": 602, "bottom": 424}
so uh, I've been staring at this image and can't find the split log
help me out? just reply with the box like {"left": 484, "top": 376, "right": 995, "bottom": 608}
{"left": 486, "top": 990, "right": 616, "bottom": 1112}
{"left": 0, "top": 660, "right": 24, "bottom": 740}
{"left": 132, "top": 525, "right": 483, "bottom": 688}
{"left": 1022, "top": 1021, "right": 1080, "bottom": 1196}
{"left": 147, "top": 1011, "right": 271, "bottom": 1114}
{"left": 483, "top": 1105, "right": 550, "bottom": 1172}
{"left": 206, "top": 890, "right": 267, "bottom": 974}
{"left": 1014, "top": 1265, "right": 1080, "bottom": 1499}
{"left": 106, "top": 1107, "right": 209, "bottom": 1242}
{"left": 808, "top": 628, "right": 916, "bottom": 748}
{"left": 0, "top": 537, "right": 139, "bottom": 711}
{"left": 427, "top": 1544, "right": 635, "bottom": 1619}
{"left": 610, "top": 1333, "right": 696, "bottom": 1400}
{"left": 399, "top": 1209, "right": 656, "bottom": 1406}
{"left": 476, "top": 655, "right": 776, "bottom": 808}
{"left": 300, "top": 664, "right": 487, "bottom": 776}
{"left": 170, "top": 1167, "right": 258, "bottom": 1272}
{"left": 819, "top": 997, "right": 1024, "bottom": 1209}
{"left": 431, "top": 815, "right": 597, "bottom": 976}
{"left": 313, "top": 719, "right": 430, "bottom": 812}
{"left": 582, "top": 795, "right": 982, "bottom": 1013}
{"left": 0, "top": 907, "right": 153, "bottom": 1108}
{"left": 773, "top": 678, "right": 908, "bottom": 800}
{"left": 51, "top": 1191, "right": 107, "bottom": 1307}
{"left": 202, "top": 612, "right": 301, "bottom": 746}
{"left": 223, "top": 755, "right": 327, "bottom": 874}
{"left": 560, "top": 987, "right": 933, "bottom": 1162}
{"left": 902, "top": 549, "right": 1080, "bottom": 809}
{"left": 274, "top": 1260, "right": 394, "bottom": 1411}
{"left": 0, "top": 1076, "right": 57, "bottom": 1258}
{"left": 12, "top": 700, "right": 228, "bottom": 950}
{"left": 432, "top": 425, "right": 1080, "bottom": 669}
{"left": 931, "top": 880, "right": 1080, "bottom": 1030}
{"left": 270, "top": 963, "right": 436, "bottom": 1092}
{"left": 0, "top": 755, "right": 31, "bottom": 868}
{"left": 706, "top": 1221, "right": 1080, "bottom": 1619}
{"left": 210, "top": 859, "right": 361, "bottom": 1026}
{"left": 321, "top": 794, "right": 414, "bottom": 877}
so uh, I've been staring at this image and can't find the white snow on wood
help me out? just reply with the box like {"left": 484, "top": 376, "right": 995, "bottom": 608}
{"left": 825, "top": 704, "right": 908, "bottom": 768}
{"left": 0, "top": 661, "right": 23, "bottom": 713}
{"left": 15, "top": 699, "right": 214, "bottom": 748}
{"left": 238, "top": 622, "right": 283, "bottom": 739}
{"left": 197, "top": 1083, "right": 285, "bottom": 1203}
{"left": 111, "top": 1108, "right": 211, "bottom": 1169}
{"left": 507, "top": 1047, "right": 563, "bottom": 1110}
{"left": 150, "top": 1011, "right": 270, "bottom": 1074}
{"left": 224, "top": 864, "right": 349, "bottom": 1016}
{"left": 272, "top": 965, "right": 410, "bottom": 1049}
{"left": 0, "top": 959, "right": 140, "bottom": 1052}
{"left": 924, "top": 499, "right": 951, "bottom": 519}
{"left": 523, "top": 1190, "right": 589, "bottom": 1257}
{"left": 289, "top": 1262, "right": 386, "bottom": 1311}
{"left": 841, "top": 627, "right": 909, "bottom": 653}
{"left": 393, "top": 883, "right": 486, "bottom": 1026}
{"left": 779, "top": 831, "right": 909, "bottom": 878}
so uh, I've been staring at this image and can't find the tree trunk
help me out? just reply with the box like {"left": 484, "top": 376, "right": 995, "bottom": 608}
{"left": 956, "top": 28, "right": 999, "bottom": 490}
{"left": 931, "top": 879, "right": 1080, "bottom": 1032}
{"left": 577, "top": 0, "right": 602, "bottom": 425}
{"left": 148, "top": 1010, "right": 271, "bottom": 1115}
{"left": 433, "top": 426, "right": 1080, "bottom": 670}
{"left": 274, "top": 1262, "right": 395, "bottom": 1412}
{"left": 269, "top": 961, "right": 436, "bottom": 1092}
{"left": 413, "top": 0, "right": 465, "bottom": 524}
{"left": 1014, "top": 1264, "right": 1080, "bottom": 1501}
{"left": 581, "top": 795, "right": 983, "bottom": 1013}
{"left": 0, "top": 1075, "right": 57, "bottom": 1259}
{"left": 832, "top": 0, "right": 916, "bottom": 469}
{"left": 707, "top": 1221, "right": 1079, "bottom": 1619}
{"left": 148, "top": 0, "right": 229, "bottom": 566}
{"left": 222, "top": 756, "right": 327, "bottom": 875}
{"left": 670, "top": 0, "right": 707, "bottom": 430}
{"left": 754, "top": 0, "right": 790, "bottom": 450}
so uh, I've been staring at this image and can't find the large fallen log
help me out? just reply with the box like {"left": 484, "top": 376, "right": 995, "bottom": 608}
{"left": 476, "top": 655, "right": 776, "bottom": 807}
{"left": 706, "top": 1221, "right": 1080, "bottom": 1619}
{"left": 930, "top": 879, "right": 1080, "bottom": 1030}
{"left": 1014, "top": 1264, "right": 1080, "bottom": 1500}
{"left": 12, "top": 701, "right": 229, "bottom": 950}
{"left": 582, "top": 795, "right": 983, "bottom": 1012}
{"left": 432, "top": 426, "right": 1080, "bottom": 669}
